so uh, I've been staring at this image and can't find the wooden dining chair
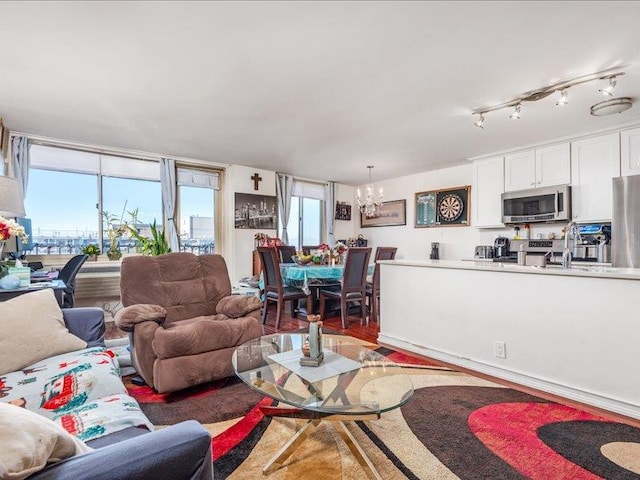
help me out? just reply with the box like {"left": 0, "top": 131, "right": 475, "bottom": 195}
{"left": 319, "top": 247, "right": 372, "bottom": 329}
{"left": 365, "top": 247, "right": 397, "bottom": 323}
{"left": 257, "top": 247, "right": 308, "bottom": 329}
{"left": 277, "top": 245, "right": 297, "bottom": 264}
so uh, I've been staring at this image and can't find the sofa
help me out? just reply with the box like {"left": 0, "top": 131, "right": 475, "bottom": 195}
{"left": 0, "top": 290, "right": 213, "bottom": 480}
{"left": 117, "top": 252, "right": 263, "bottom": 393}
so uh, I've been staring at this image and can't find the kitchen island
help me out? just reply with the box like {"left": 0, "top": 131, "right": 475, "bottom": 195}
{"left": 378, "top": 259, "right": 640, "bottom": 419}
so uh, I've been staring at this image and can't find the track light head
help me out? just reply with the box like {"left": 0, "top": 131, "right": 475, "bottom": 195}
{"left": 556, "top": 88, "right": 569, "bottom": 106}
{"left": 509, "top": 104, "right": 521, "bottom": 120}
{"left": 474, "top": 112, "right": 485, "bottom": 129}
{"left": 599, "top": 76, "right": 617, "bottom": 97}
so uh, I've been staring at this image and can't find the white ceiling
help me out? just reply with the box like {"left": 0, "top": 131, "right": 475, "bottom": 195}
{"left": 2, "top": 1, "right": 640, "bottom": 185}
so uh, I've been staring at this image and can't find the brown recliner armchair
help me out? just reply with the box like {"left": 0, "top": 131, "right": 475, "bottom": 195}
{"left": 115, "top": 253, "right": 262, "bottom": 393}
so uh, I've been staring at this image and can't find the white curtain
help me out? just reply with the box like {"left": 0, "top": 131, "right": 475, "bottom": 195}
{"left": 276, "top": 173, "right": 294, "bottom": 245}
{"left": 324, "top": 181, "right": 336, "bottom": 245}
{"left": 159, "top": 158, "right": 179, "bottom": 252}
{"left": 10, "top": 136, "right": 30, "bottom": 199}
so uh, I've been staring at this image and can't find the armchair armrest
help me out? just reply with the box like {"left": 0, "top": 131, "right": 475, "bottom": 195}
{"left": 30, "top": 421, "right": 213, "bottom": 480}
{"left": 62, "top": 308, "right": 105, "bottom": 348}
{"left": 115, "top": 304, "right": 168, "bottom": 332}
{"left": 216, "top": 294, "right": 262, "bottom": 318}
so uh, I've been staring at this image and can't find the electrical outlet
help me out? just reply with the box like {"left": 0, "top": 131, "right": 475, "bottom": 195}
{"left": 494, "top": 341, "right": 506, "bottom": 359}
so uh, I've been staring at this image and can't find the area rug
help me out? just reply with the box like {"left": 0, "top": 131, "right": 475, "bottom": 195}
{"left": 123, "top": 338, "right": 640, "bottom": 479}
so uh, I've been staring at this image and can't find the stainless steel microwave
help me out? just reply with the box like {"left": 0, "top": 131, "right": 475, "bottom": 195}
{"left": 501, "top": 185, "right": 571, "bottom": 224}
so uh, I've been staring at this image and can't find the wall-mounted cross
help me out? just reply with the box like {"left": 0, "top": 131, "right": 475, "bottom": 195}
{"left": 251, "top": 172, "right": 262, "bottom": 190}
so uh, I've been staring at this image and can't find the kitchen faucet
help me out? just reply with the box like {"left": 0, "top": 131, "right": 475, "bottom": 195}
{"left": 562, "top": 220, "right": 581, "bottom": 269}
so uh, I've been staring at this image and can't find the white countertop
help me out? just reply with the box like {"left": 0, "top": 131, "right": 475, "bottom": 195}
{"left": 378, "top": 259, "right": 640, "bottom": 281}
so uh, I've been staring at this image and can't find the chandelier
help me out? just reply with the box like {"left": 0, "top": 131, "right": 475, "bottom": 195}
{"left": 356, "top": 165, "right": 383, "bottom": 218}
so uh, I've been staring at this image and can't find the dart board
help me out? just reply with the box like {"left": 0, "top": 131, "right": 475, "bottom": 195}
{"left": 415, "top": 186, "right": 470, "bottom": 227}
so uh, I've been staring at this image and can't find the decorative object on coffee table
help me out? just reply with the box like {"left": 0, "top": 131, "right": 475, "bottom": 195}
{"left": 300, "top": 314, "right": 323, "bottom": 366}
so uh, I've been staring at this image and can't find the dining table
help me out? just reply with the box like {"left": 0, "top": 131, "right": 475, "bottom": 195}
{"left": 278, "top": 263, "right": 375, "bottom": 318}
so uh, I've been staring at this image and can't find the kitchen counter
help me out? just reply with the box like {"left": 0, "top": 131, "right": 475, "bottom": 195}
{"left": 380, "top": 259, "right": 639, "bottom": 281}
{"left": 378, "top": 259, "right": 640, "bottom": 420}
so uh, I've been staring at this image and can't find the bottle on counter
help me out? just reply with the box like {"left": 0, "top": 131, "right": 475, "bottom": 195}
{"left": 517, "top": 244, "right": 527, "bottom": 266}
{"left": 523, "top": 224, "right": 530, "bottom": 240}
{"left": 514, "top": 226, "right": 521, "bottom": 240}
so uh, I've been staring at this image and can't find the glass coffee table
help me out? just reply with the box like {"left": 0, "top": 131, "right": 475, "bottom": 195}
{"left": 232, "top": 333, "right": 414, "bottom": 479}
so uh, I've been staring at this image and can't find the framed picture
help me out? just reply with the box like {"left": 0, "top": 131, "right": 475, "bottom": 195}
{"left": 234, "top": 192, "right": 278, "bottom": 229}
{"left": 360, "top": 199, "right": 406, "bottom": 228}
{"left": 415, "top": 185, "right": 470, "bottom": 227}
{"left": 334, "top": 202, "right": 351, "bottom": 221}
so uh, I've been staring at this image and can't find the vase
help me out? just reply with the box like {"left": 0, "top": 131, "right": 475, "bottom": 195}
{"left": 88, "top": 254, "right": 98, "bottom": 262}
{"left": 107, "top": 249, "right": 122, "bottom": 261}
{"left": 0, "top": 240, "right": 4, "bottom": 260}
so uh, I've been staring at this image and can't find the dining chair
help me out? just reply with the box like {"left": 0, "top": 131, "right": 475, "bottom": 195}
{"left": 58, "top": 254, "right": 89, "bottom": 308}
{"left": 365, "top": 247, "right": 398, "bottom": 323}
{"left": 319, "top": 247, "right": 372, "bottom": 329}
{"left": 257, "top": 247, "right": 309, "bottom": 329}
{"left": 277, "top": 245, "right": 297, "bottom": 264}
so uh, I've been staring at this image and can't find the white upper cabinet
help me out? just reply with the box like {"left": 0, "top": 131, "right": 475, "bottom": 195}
{"left": 535, "top": 143, "right": 571, "bottom": 188}
{"left": 504, "top": 150, "right": 536, "bottom": 191}
{"left": 571, "top": 133, "right": 620, "bottom": 222}
{"left": 472, "top": 156, "right": 504, "bottom": 228}
{"left": 504, "top": 143, "right": 570, "bottom": 192}
{"left": 621, "top": 127, "right": 640, "bottom": 177}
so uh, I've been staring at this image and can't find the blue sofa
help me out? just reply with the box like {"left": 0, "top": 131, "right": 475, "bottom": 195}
{"left": 7, "top": 308, "right": 213, "bottom": 480}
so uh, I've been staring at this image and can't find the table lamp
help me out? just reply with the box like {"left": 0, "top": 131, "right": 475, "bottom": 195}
{"left": 0, "top": 176, "right": 25, "bottom": 217}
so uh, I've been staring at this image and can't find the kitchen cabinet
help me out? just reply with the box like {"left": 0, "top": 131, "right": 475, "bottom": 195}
{"left": 472, "top": 156, "right": 504, "bottom": 228}
{"left": 504, "top": 143, "right": 570, "bottom": 192}
{"left": 570, "top": 132, "right": 620, "bottom": 222}
{"left": 621, "top": 127, "right": 640, "bottom": 177}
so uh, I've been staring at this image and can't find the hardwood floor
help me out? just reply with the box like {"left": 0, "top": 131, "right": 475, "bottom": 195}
{"left": 261, "top": 310, "right": 380, "bottom": 344}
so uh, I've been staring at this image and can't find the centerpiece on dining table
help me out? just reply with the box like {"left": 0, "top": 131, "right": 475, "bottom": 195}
{"left": 294, "top": 242, "right": 348, "bottom": 266}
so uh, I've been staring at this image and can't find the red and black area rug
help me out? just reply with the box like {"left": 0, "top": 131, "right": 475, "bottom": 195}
{"left": 124, "top": 338, "right": 640, "bottom": 479}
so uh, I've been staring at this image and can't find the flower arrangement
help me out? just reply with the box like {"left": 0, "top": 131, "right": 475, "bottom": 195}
{"left": 0, "top": 216, "right": 28, "bottom": 243}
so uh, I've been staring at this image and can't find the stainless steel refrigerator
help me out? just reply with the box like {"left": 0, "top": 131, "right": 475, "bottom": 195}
{"left": 612, "top": 175, "right": 640, "bottom": 267}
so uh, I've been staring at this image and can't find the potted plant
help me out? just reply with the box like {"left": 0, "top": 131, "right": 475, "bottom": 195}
{"left": 126, "top": 209, "right": 171, "bottom": 256}
{"left": 103, "top": 205, "right": 129, "bottom": 261}
{"left": 82, "top": 244, "right": 101, "bottom": 261}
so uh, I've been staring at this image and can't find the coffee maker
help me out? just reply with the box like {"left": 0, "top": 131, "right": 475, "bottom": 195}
{"left": 494, "top": 237, "right": 510, "bottom": 258}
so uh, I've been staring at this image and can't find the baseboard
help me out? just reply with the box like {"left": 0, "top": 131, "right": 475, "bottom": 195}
{"left": 378, "top": 333, "right": 640, "bottom": 421}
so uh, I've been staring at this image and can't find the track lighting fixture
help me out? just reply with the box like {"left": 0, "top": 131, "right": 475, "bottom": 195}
{"left": 471, "top": 68, "right": 629, "bottom": 128}
{"left": 598, "top": 76, "right": 617, "bottom": 97}
{"left": 509, "top": 104, "right": 521, "bottom": 120}
{"left": 556, "top": 88, "right": 568, "bottom": 106}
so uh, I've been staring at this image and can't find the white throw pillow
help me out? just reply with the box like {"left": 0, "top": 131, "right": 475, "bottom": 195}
{"left": 0, "top": 402, "right": 92, "bottom": 479}
{"left": 0, "top": 289, "right": 87, "bottom": 376}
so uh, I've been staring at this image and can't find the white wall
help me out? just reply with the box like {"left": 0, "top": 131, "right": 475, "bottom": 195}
{"left": 225, "top": 165, "right": 277, "bottom": 282}
{"left": 354, "top": 164, "right": 483, "bottom": 260}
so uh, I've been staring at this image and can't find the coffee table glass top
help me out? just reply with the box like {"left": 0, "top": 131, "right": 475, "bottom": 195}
{"left": 232, "top": 334, "right": 414, "bottom": 415}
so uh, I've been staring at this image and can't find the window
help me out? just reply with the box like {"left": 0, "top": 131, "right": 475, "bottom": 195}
{"left": 282, "top": 179, "right": 325, "bottom": 249}
{"left": 177, "top": 168, "right": 219, "bottom": 254}
{"left": 24, "top": 169, "right": 99, "bottom": 255}
{"left": 102, "top": 176, "right": 162, "bottom": 254}
{"left": 24, "top": 145, "right": 162, "bottom": 257}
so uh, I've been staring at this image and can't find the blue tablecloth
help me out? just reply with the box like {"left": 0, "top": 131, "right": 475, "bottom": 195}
{"left": 280, "top": 264, "right": 374, "bottom": 294}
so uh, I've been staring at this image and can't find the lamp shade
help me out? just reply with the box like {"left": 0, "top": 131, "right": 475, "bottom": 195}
{"left": 0, "top": 176, "right": 26, "bottom": 217}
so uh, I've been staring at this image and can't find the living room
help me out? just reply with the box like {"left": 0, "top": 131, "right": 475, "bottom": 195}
{"left": 2, "top": 1, "right": 640, "bottom": 479}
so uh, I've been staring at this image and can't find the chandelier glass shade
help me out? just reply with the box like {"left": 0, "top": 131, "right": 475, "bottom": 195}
{"left": 356, "top": 166, "right": 383, "bottom": 218}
